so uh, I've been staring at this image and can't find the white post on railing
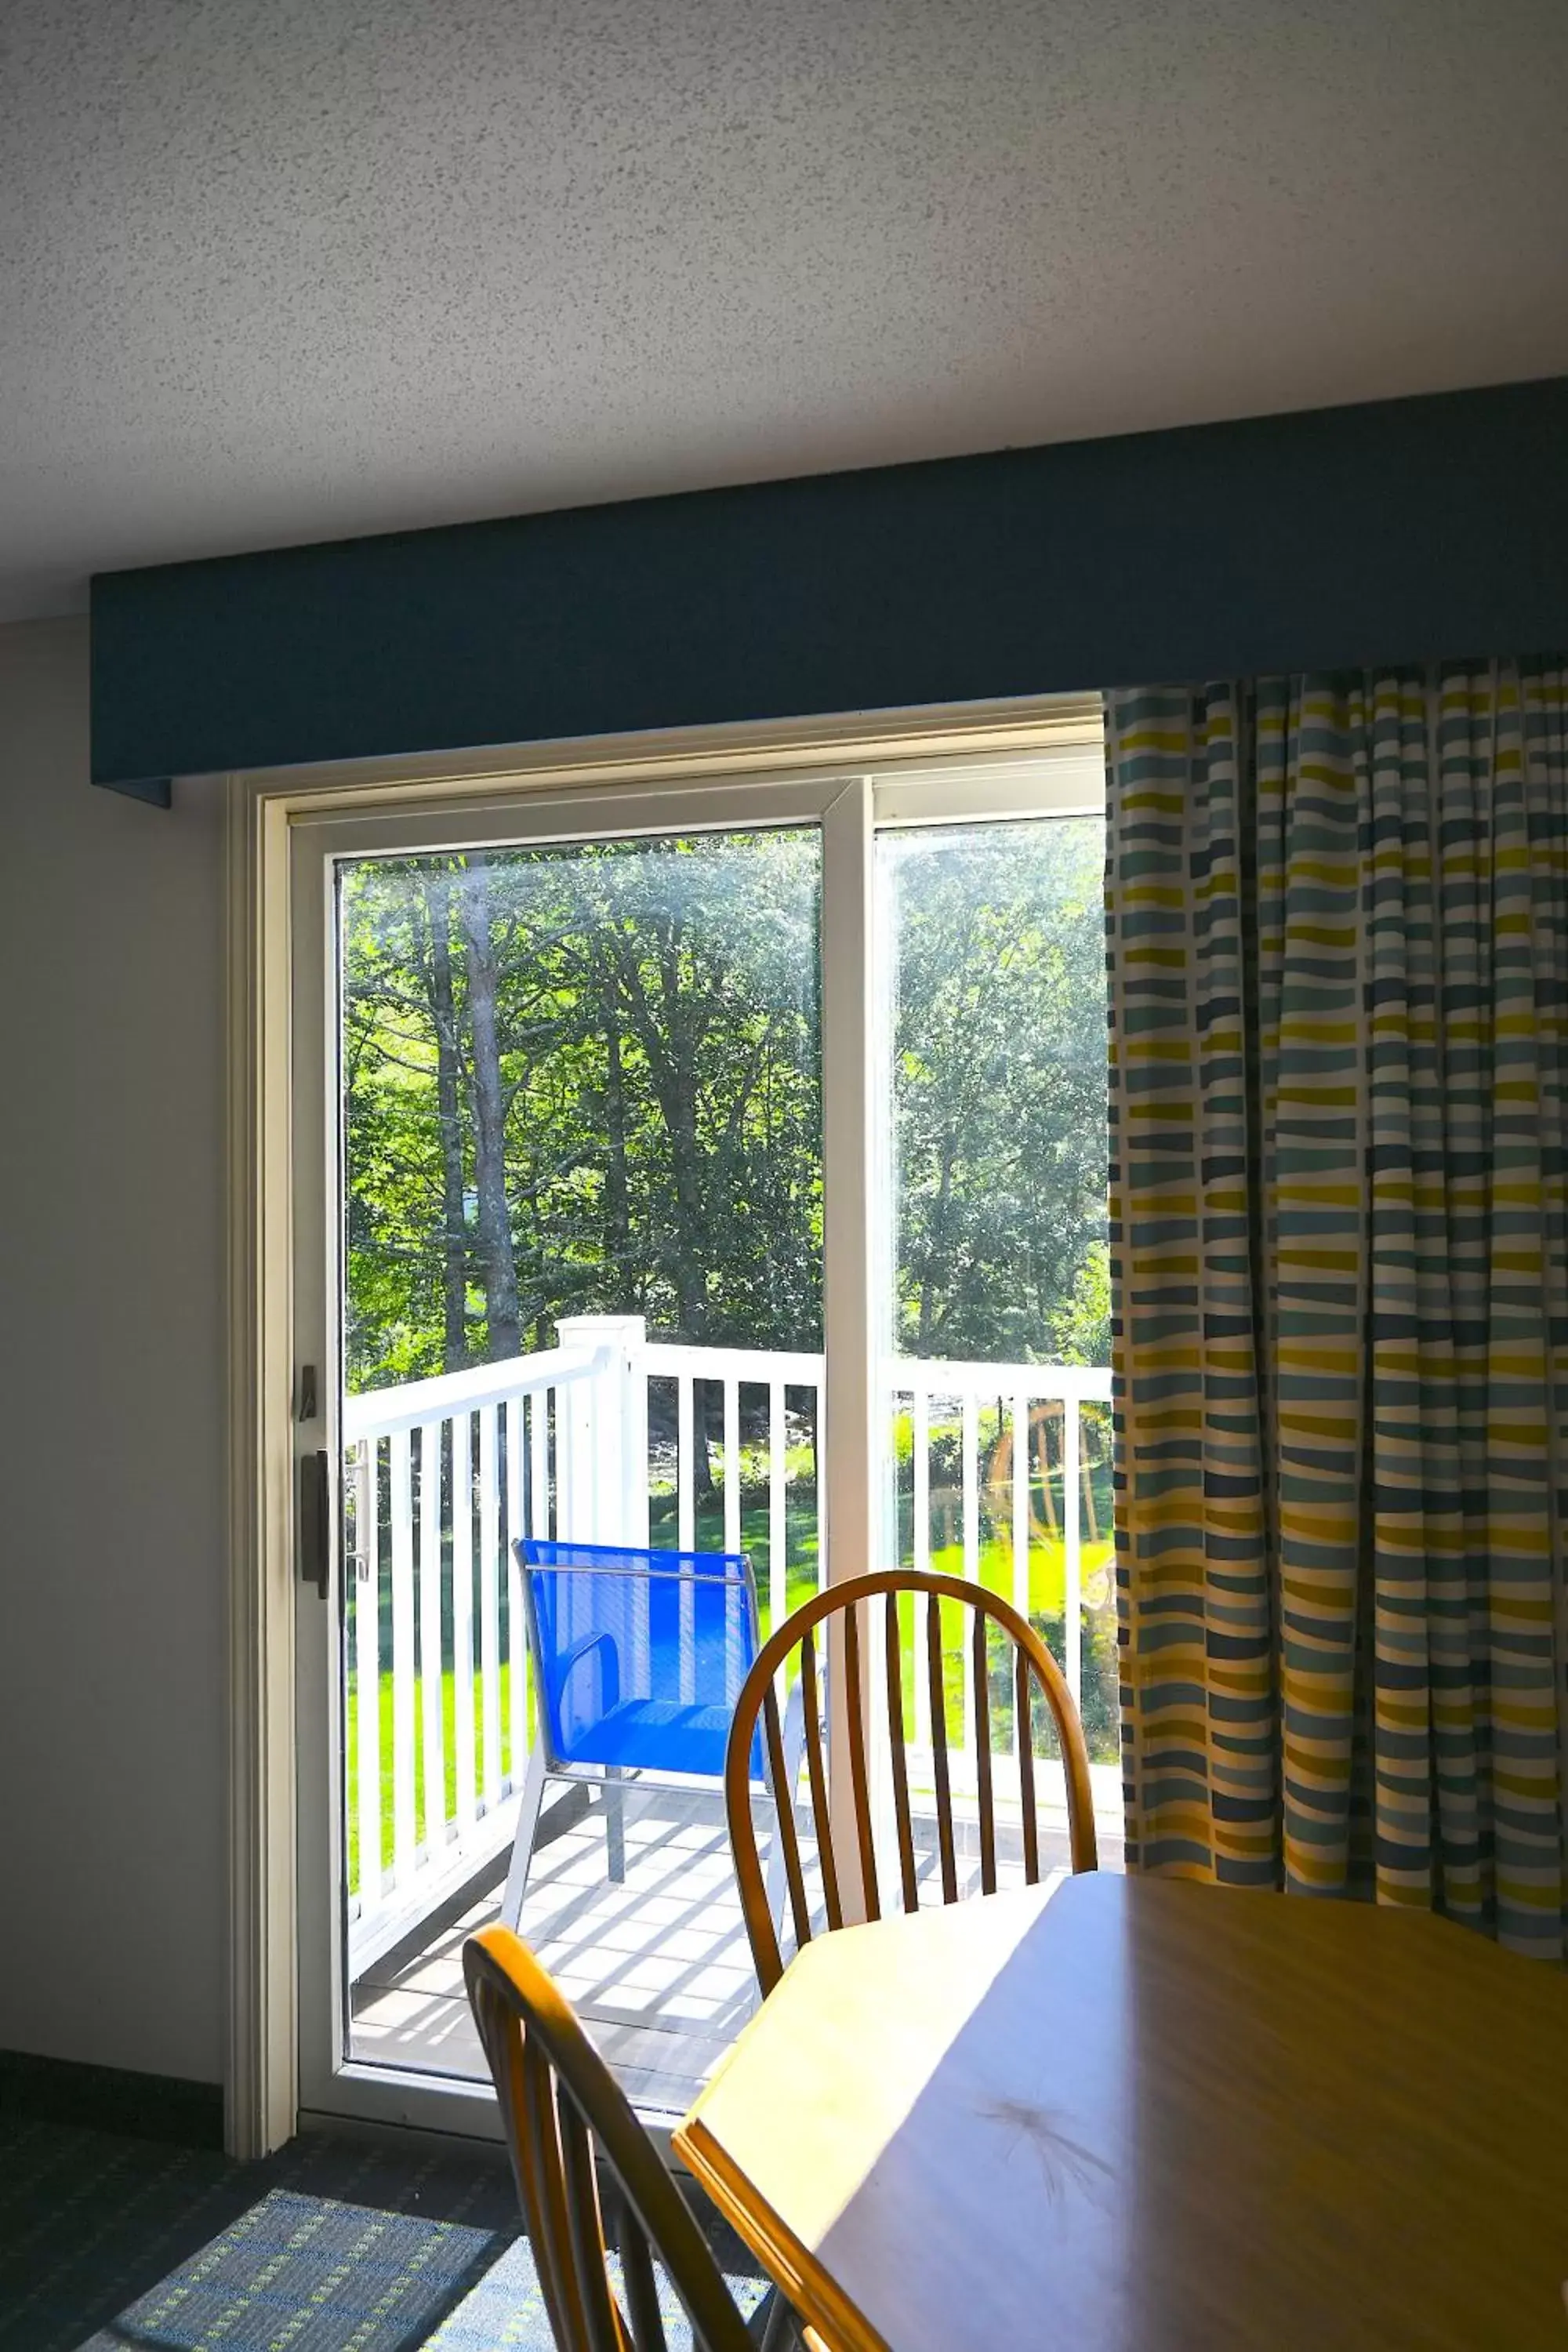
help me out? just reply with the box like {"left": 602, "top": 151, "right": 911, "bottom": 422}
{"left": 555, "top": 1316, "right": 648, "bottom": 1546}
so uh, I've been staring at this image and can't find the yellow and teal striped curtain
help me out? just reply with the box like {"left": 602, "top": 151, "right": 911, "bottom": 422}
{"left": 1105, "top": 662, "right": 1568, "bottom": 1955}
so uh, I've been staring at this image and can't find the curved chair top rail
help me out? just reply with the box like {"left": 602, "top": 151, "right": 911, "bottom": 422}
{"left": 464, "top": 1924, "right": 759, "bottom": 2352}
{"left": 724, "top": 1568, "right": 1098, "bottom": 1995}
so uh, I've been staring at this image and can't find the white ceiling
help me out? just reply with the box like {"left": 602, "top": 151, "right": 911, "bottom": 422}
{"left": 3, "top": 0, "right": 1568, "bottom": 622}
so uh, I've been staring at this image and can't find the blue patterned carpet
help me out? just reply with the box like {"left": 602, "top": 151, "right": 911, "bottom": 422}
{"left": 425, "top": 2232, "right": 767, "bottom": 2350}
{"left": 78, "top": 2189, "right": 498, "bottom": 2350}
{"left": 0, "top": 2119, "right": 521, "bottom": 2352}
{"left": 0, "top": 2118, "right": 767, "bottom": 2351}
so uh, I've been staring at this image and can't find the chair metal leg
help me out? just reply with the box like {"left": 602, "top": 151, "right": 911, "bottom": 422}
{"left": 499, "top": 1743, "right": 550, "bottom": 1930}
{"left": 603, "top": 1764, "right": 627, "bottom": 1882}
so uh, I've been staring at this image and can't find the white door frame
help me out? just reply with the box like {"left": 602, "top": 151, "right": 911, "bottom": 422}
{"left": 225, "top": 695, "right": 1103, "bottom": 2158}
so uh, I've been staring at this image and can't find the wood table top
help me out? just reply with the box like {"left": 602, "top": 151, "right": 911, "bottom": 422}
{"left": 674, "top": 1873, "right": 1568, "bottom": 2352}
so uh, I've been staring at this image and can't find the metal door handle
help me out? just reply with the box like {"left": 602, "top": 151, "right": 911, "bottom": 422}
{"left": 300, "top": 1451, "right": 331, "bottom": 1599}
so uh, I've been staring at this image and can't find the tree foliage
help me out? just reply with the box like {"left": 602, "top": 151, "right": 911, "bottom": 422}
{"left": 886, "top": 817, "right": 1108, "bottom": 1362}
{"left": 341, "top": 815, "right": 1108, "bottom": 1395}
{"left": 343, "top": 831, "right": 822, "bottom": 1389}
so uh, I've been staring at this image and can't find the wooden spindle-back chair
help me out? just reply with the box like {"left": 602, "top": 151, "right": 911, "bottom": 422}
{"left": 463, "top": 1926, "right": 813, "bottom": 2350}
{"left": 724, "top": 1570, "right": 1098, "bottom": 1995}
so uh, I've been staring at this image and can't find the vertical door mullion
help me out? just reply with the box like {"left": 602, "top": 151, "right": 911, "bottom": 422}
{"left": 821, "top": 775, "right": 877, "bottom": 1921}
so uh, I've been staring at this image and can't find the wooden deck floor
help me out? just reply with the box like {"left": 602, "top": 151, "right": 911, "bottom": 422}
{"left": 351, "top": 1777, "right": 1123, "bottom": 2118}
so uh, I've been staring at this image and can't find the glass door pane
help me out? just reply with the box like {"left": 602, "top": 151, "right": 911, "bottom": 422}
{"left": 335, "top": 826, "right": 822, "bottom": 2113}
{"left": 877, "top": 815, "right": 1119, "bottom": 1888}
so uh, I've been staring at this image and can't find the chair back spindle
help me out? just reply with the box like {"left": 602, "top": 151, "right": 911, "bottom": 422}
{"left": 724, "top": 1570, "right": 1097, "bottom": 1994}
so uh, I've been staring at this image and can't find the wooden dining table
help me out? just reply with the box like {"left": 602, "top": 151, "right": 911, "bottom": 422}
{"left": 674, "top": 1871, "right": 1568, "bottom": 2351}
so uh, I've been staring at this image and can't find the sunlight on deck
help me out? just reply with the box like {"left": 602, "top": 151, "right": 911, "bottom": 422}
{"left": 351, "top": 1783, "right": 760, "bottom": 2115}
{"left": 350, "top": 1777, "right": 1123, "bottom": 2117}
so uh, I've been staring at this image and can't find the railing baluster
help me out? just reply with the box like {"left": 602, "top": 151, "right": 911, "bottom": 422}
{"left": 339, "top": 1341, "right": 1109, "bottom": 1981}
{"left": 911, "top": 1384, "right": 931, "bottom": 1751}
{"left": 960, "top": 1388, "right": 979, "bottom": 1769}
{"left": 1011, "top": 1390, "right": 1030, "bottom": 1773}
{"left": 583, "top": 1374, "right": 599, "bottom": 1543}
{"left": 354, "top": 1441, "right": 382, "bottom": 1922}
{"left": 554, "top": 1382, "right": 572, "bottom": 1541}
{"left": 504, "top": 1399, "right": 526, "bottom": 1784}
{"left": 811, "top": 1380, "right": 826, "bottom": 1597}
{"left": 1011, "top": 1393, "right": 1031, "bottom": 1619}
{"left": 418, "top": 1421, "right": 445, "bottom": 1858}
{"left": 1063, "top": 1391, "right": 1083, "bottom": 1717}
{"left": 390, "top": 1430, "right": 416, "bottom": 1893}
{"left": 677, "top": 1378, "right": 697, "bottom": 1700}
{"left": 768, "top": 1377, "right": 786, "bottom": 1635}
{"left": 676, "top": 1376, "right": 695, "bottom": 1554}
{"left": 479, "top": 1403, "right": 501, "bottom": 1806}
{"left": 528, "top": 1388, "right": 548, "bottom": 1541}
{"left": 452, "top": 1409, "right": 476, "bottom": 1842}
{"left": 723, "top": 1376, "right": 741, "bottom": 1555}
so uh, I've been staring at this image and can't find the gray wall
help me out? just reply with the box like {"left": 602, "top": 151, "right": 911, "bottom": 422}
{"left": 0, "top": 616, "right": 227, "bottom": 2083}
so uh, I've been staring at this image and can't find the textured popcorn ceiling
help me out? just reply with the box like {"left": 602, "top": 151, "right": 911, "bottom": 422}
{"left": 3, "top": 0, "right": 1568, "bottom": 620}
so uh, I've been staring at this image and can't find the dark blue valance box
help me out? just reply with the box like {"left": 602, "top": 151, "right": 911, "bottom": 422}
{"left": 90, "top": 376, "right": 1568, "bottom": 805}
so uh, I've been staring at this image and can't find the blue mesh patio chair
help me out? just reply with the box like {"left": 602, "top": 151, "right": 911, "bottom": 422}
{"left": 500, "top": 1537, "right": 788, "bottom": 1932}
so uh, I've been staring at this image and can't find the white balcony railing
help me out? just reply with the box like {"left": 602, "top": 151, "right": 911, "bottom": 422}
{"left": 341, "top": 1316, "right": 1113, "bottom": 1972}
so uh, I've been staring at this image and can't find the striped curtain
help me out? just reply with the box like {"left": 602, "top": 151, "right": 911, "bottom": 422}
{"left": 1105, "top": 662, "right": 1568, "bottom": 1955}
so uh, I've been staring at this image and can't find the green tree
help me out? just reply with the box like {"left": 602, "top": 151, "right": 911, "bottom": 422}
{"left": 340, "top": 814, "right": 1109, "bottom": 1398}
{"left": 1048, "top": 1240, "right": 1111, "bottom": 1367}
{"left": 342, "top": 831, "right": 822, "bottom": 1392}
{"left": 887, "top": 817, "right": 1107, "bottom": 1364}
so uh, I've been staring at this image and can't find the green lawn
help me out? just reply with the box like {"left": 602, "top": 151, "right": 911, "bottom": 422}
{"left": 347, "top": 1659, "right": 525, "bottom": 1898}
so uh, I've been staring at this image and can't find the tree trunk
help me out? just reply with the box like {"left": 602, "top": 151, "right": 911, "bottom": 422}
{"left": 601, "top": 993, "right": 633, "bottom": 1296}
{"left": 604, "top": 917, "right": 718, "bottom": 1490}
{"left": 421, "top": 867, "right": 470, "bottom": 1370}
{"left": 917, "top": 1137, "right": 957, "bottom": 1354}
{"left": 456, "top": 858, "right": 522, "bottom": 1362}
{"left": 659, "top": 985, "right": 717, "bottom": 1494}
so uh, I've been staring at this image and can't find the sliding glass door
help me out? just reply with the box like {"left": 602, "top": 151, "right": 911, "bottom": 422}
{"left": 337, "top": 824, "right": 822, "bottom": 2113}
{"left": 289, "top": 741, "right": 1105, "bottom": 2136}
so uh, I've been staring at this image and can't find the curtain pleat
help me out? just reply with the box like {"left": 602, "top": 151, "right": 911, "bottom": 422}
{"left": 1106, "top": 661, "right": 1568, "bottom": 1954}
